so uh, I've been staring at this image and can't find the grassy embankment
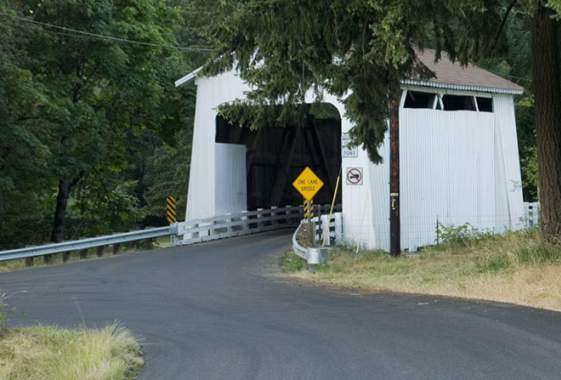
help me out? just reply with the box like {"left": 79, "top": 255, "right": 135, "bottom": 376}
{"left": 0, "top": 321, "right": 143, "bottom": 380}
{"left": 282, "top": 228, "right": 561, "bottom": 312}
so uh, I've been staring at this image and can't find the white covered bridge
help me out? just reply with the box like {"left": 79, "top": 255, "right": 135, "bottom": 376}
{"left": 176, "top": 49, "right": 524, "bottom": 252}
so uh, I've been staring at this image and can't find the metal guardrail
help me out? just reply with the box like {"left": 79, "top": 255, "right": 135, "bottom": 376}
{"left": 292, "top": 211, "right": 343, "bottom": 266}
{"left": 0, "top": 226, "right": 174, "bottom": 262}
{"left": 0, "top": 205, "right": 332, "bottom": 263}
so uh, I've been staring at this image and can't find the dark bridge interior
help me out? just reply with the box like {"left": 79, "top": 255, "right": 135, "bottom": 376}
{"left": 215, "top": 106, "right": 342, "bottom": 210}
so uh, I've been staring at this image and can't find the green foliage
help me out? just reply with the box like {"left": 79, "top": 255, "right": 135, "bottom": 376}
{"left": 280, "top": 251, "right": 306, "bottom": 272}
{"left": 200, "top": 0, "right": 510, "bottom": 162}
{"left": 514, "top": 239, "right": 561, "bottom": 265}
{"left": 476, "top": 254, "right": 512, "bottom": 273}
{"left": 0, "top": 0, "right": 198, "bottom": 248}
{"left": 436, "top": 223, "right": 494, "bottom": 248}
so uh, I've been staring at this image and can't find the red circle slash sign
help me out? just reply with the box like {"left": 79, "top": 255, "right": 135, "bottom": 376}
{"left": 346, "top": 168, "right": 363, "bottom": 185}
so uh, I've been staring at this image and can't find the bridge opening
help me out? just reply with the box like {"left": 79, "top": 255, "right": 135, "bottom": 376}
{"left": 214, "top": 103, "right": 342, "bottom": 213}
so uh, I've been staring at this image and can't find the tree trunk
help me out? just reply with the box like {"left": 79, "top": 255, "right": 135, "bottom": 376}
{"left": 531, "top": 7, "right": 561, "bottom": 244}
{"left": 50, "top": 177, "right": 79, "bottom": 243}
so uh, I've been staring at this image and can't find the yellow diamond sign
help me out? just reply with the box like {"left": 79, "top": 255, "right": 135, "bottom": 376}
{"left": 292, "top": 167, "right": 324, "bottom": 201}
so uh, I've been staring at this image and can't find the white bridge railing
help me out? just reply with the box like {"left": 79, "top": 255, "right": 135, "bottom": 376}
{"left": 176, "top": 206, "right": 304, "bottom": 245}
{"left": 524, "top": 202, "right": 540, "bottom": 228}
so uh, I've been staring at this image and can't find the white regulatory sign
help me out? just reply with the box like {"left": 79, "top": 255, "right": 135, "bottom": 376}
{"left": 346, "top": 167, "right": 363, "bottom": 185}
{"left": 342, "top": 134, "right": 358, "bottom": 158}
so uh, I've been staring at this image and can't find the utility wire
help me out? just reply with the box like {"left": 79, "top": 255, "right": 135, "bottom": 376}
{"left": 0, "top": 12, "right": 215, "bottom": 52}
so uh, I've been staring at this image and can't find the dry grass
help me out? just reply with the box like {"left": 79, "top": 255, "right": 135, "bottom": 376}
{"left": 285, "top": 229, "right": 561, "bottom": 312}
{"left": 0, "top": 323, "right": 143, "bottom": 380}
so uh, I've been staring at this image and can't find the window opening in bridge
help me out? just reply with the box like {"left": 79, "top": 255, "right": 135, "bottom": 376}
{"left": 215, "top": 103, "right": 342, "bottom": 211}
{"left": 476, "top": 97, "right": 493, "bottom": 112}
{"left": 442, "top": 94, "right": 477, "bottom": 111}
{"left": 404, "top": 91, "right": 437, "bottom": 109}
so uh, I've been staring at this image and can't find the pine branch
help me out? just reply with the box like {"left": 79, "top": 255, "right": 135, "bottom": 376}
{"left": 491, "top": 0, "right": 518, "bottom": 51}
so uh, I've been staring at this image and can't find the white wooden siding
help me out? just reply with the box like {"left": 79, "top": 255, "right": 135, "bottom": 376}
{"left": 185, "top": 70, "right": 524, "bottom": 251}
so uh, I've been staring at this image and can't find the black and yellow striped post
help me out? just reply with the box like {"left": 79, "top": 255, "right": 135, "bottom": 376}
{"left": 166, "top": 195, "right": 177, "bottom": 224}
{"left": 303, "top": 199, "right": 314, "bottom": 220}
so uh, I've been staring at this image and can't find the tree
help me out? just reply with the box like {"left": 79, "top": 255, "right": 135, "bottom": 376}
{"left": 199, "top": 0, "right": 561, "bottom": 244}
{"left": 0, "top": 2, "right": 53, "bottom": 248}
{"left": 7, "top": 0, "right": 184, "bottom": 242}
{"left": 529, "top": 3, "right": 561, "bottom": 244}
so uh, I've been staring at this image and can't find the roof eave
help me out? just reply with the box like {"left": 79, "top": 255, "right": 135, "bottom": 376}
{"left": 401, "top": 79, "right": 524, "bottom": 96}
{"left": 175, "top": 66, "right": 204, "bottom": 87}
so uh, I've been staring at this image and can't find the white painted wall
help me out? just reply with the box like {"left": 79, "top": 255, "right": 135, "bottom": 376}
{"left": 185, "top": 71, "right": 251, "bottom": 220}
{"left": 183, "top": 70, "right": 524, "bottom": 251}
{"left": 215, "top": 143, "right": 247, "bottom": 215}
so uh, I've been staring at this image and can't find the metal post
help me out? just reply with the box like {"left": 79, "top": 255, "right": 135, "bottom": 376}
{"left": 436, "top": 217, "right": 440, "bottom": 245}
{"left": 389, "top": 96, "right": 401, "bottom": 256}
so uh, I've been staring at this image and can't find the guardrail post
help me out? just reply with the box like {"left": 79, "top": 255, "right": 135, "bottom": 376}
{"left": 321, "top": 214, "right": 330, "bottom": 246}
{"left": 112, "top": 244, "right": 120, "bottom": 255}
{"left": 334, "top": 213, "right": 343, "bottom": 243}
{"left": 25, "top": 257, "right": 33, "bottom": 267}
{"left": 62, "top": 251, "right": 71, "bottom": 263}
{"left": 96, "top": 246, "right": 104, "bottom": 257}
{"left": 240, "top": 212, "right": 248, "bottom": 232}
{"left": 44, "top": 254, "right": 52, "bottom": 264}
{"left": 79, "top": 249, "right": 88, "bottom": 259}
{"left": 256, "top": 208, "right": 263, "bottom": 230}
{"left": 271, "top": 206, "right": 277, "bottom": 227}
{"left": 226, "top": 213, "right": 232, "bottom": 236}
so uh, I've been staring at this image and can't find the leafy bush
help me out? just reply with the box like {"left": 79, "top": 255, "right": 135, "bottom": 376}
{"left": 436, "top": 223, "right": 494, "bottom": 247}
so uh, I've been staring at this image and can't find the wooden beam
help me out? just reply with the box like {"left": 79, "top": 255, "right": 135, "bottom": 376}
{"left": 310, "top": 117, "right": 335, "bottom": 193}
{"left": 269, "top": 127, "right": 299, "bottom": 207}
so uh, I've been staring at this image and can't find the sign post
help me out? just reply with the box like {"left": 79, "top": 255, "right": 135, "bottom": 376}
{"left": 166, "top": 195, "right": 177, "bottom": 225}
{"left": 389, "top": 97, "right": 401, "bottom": 256}
{"left": 292, "top": 167, "right": 324, "bottom": 245}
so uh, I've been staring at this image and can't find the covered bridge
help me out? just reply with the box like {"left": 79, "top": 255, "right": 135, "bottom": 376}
{"left": 176, "top": 49, "right": 524, "bottom": 251}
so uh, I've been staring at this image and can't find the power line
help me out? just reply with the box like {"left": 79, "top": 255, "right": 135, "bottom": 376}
{"left": 0, "top": 12, "right": 214, "bottom": 53}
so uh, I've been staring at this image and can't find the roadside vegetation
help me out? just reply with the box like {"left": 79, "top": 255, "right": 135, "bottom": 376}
{"left": 0, "top": 296, "right": 143, "bottom": 380}
{"left": 282, "top": 227, "right": 561, "bottom": 312}
{"left": 0, "top": 237, "right": 173, "bottom": 273}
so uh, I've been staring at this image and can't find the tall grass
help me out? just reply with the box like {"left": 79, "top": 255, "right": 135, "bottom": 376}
{"left": 0, "top": 323, "right": 143, "bottom": 380}
{"left": 284, "top": 228, "right": 561, "bottom": 311}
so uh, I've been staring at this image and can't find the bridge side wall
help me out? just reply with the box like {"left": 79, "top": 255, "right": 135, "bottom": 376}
{"left": 185, "top": 72, "right": 524, "bottom": 251}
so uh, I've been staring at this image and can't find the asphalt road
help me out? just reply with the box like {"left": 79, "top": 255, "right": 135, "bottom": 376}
{"left": 2, "top": 230, "right": 561, "bottom": 379}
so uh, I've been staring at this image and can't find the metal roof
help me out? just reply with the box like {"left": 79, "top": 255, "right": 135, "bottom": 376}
{"left": 410, "top": 48, "right": 523, "bottom": 95}
{"left": 176, "top": 49, "right": 524, "bottom": 95}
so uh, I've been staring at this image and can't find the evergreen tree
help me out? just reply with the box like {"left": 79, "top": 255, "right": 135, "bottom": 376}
{"left": 200, "top": 0, "right": 561, "bottom": 244}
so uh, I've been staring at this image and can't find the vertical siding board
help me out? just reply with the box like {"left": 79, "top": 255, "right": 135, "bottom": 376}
{"left": 399, "top": 108, "right": 495, "bottom": 250}
{"left": 494, "top": 95, "right": 525, "bottom": 229}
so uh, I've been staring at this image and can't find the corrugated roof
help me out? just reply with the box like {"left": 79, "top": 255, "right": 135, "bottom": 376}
{"left": 407, "top": 48, "right": 524, "bottom": 95}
